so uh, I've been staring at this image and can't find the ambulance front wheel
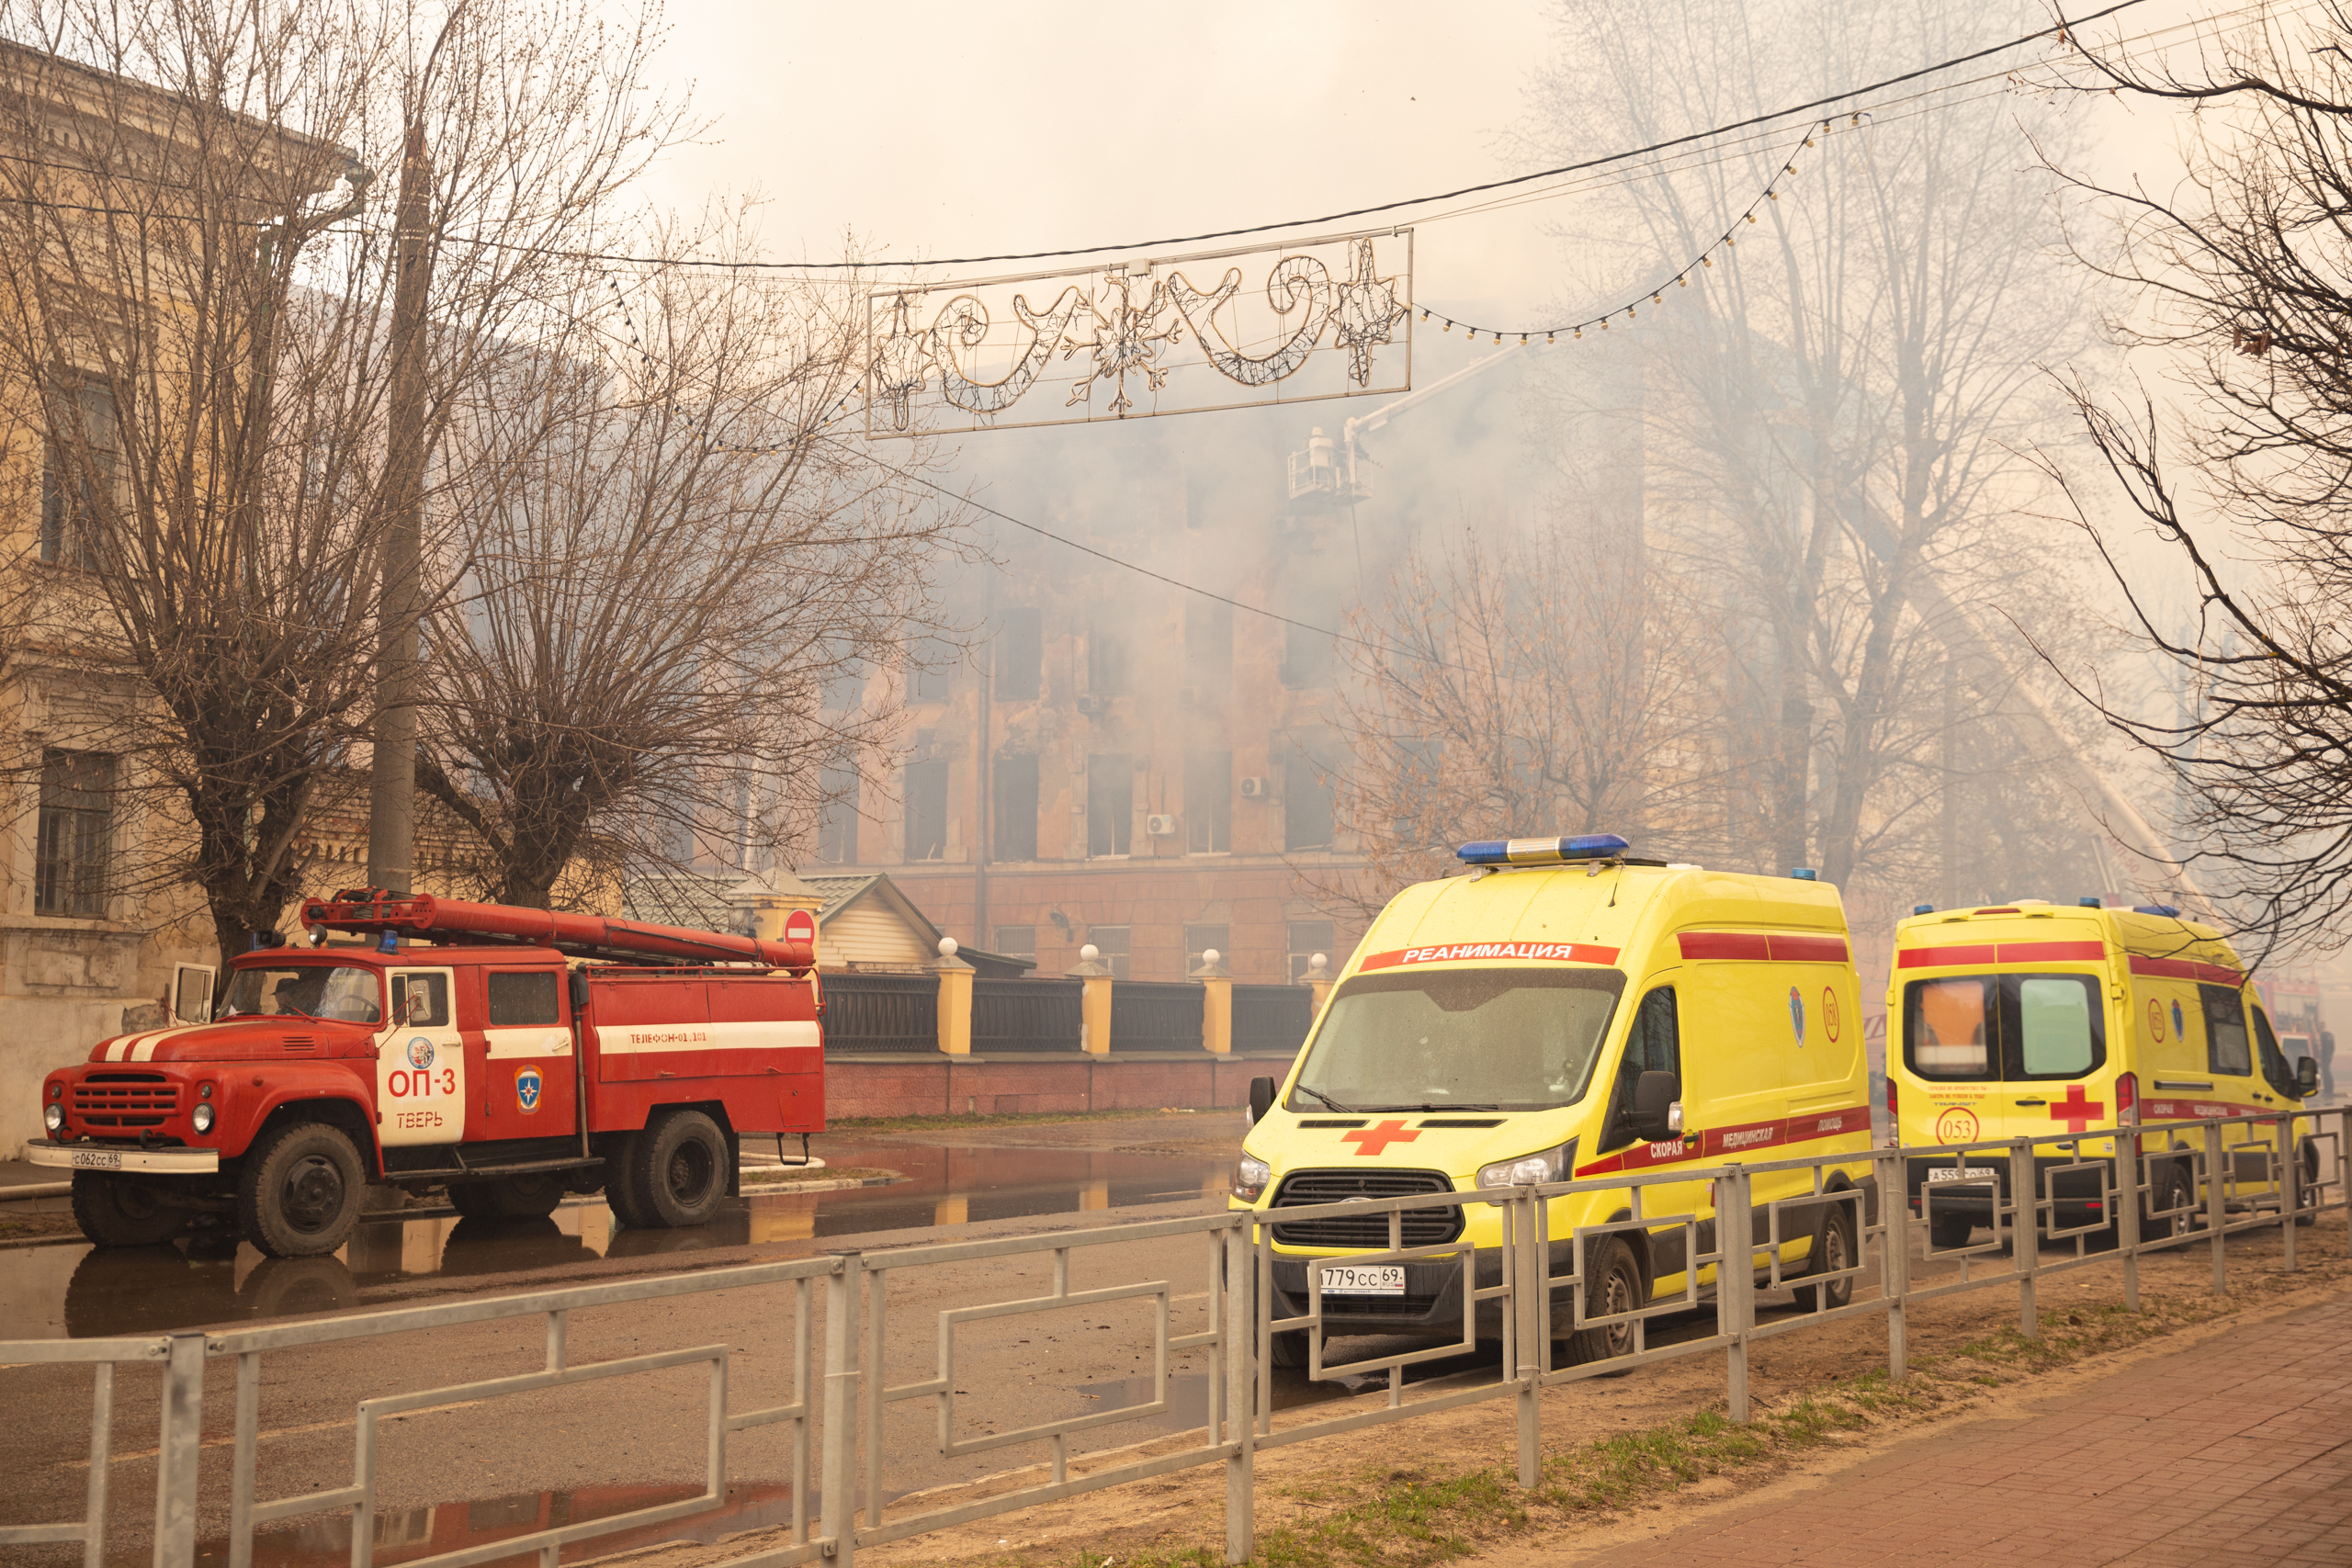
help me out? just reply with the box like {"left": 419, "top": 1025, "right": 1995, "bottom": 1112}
{"left": 1268, "top": 1329, "right": 1314, "bottom": 1370}
{"left": 617, "top": 1109, "right": 730, "bottom": 1228}
{"left": 1927, "top": 1210, "right": 1974, "bottom": 1250}
{"left": 1558, "top": 1236, "right": 1642, "bottom": 1366}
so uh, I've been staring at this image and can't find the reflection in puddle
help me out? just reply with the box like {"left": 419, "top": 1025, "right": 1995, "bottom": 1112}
{"left": 13, "top": 1139, "right": 1235, "bottom": 1339}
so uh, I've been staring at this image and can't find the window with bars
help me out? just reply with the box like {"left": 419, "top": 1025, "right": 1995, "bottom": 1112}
{"left": 1287, "top": 919, "right": 1334, "bottom": 984}
{"left": 36, "top": 750, "right": 112, "bottom": 917}
{"left": 1088, "top": 925, "right": 1130, "bottom": 980}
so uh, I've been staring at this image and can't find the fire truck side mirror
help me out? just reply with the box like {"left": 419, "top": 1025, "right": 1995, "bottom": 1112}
{"left": 569, "top": 970, "right": 591, "bottom": 1014}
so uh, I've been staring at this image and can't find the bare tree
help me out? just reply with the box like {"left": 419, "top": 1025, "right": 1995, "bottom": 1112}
{"left": 0, "top": 0, "right": 693, "bottom": 959}
{"left": 414, "top": 252, "right": 963, "bottom": 913}
{"left": 2021, "top": 1, "right": 2352, "bottom": 951}
{"left": 1517, "top": 0, "right": 2094, "bottom": 892}
{"left": 1307, "top": 515, "right": 1725, "bottom": 921}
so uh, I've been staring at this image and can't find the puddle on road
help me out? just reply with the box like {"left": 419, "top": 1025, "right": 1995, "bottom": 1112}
{"left": 3, "top": 1138, "right": 1237, "bottom": 1339}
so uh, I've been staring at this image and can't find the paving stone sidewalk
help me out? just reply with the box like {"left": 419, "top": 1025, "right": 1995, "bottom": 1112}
{"left": 1568, "top": 1286, "right": 2352, "bottom": 1566}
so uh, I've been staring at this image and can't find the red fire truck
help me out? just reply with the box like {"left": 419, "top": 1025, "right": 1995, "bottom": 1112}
{"left": 28, "top": 889, "right": 825, "bottom": 1258}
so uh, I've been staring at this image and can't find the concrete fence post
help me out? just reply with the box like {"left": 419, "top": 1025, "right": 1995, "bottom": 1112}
{"left": 1068, "top": 947, "right": 1114, "bottom": 1055}
{"left": 1193, "top": 951, "right": 1233, "bottom": 1055}
{"left": 933, "top": 941, "right": 973, "bottom": 1055}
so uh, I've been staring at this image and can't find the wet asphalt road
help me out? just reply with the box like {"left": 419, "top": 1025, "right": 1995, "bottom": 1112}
{"left": 0, "top": 1117, "right": 2109, "bottom": 1568}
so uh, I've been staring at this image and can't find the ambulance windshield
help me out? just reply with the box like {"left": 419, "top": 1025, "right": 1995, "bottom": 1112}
{"left": 1290, "top": 967, "right": 1625, "bottom": 1113}
{"left": 220, "top": 964, "right": 383, "bottom": 1024}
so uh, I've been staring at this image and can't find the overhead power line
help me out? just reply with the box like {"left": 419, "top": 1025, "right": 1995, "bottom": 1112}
{"left": 503, "top": 0, "right": 2146, "bottom": 274}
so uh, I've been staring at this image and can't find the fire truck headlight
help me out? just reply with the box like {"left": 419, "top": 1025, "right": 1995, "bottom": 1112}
{"left": 43, "top": 1101, "right": 63, "bottom": 1133}
{"left": 191, "top": 1103, "right": 215, "bottom": 1134}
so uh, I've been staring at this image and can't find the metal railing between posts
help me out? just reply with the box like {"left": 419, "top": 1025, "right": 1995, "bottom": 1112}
{"left": 4, "top": 1105, "right": 2346, "bottom": 1568}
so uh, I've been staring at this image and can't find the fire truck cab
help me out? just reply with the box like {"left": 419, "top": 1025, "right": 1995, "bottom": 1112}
{"left": 28, "top": 889, "right": 824, "bottom": 1258}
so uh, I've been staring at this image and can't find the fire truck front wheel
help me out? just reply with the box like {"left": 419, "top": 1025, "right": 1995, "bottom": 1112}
{"left": 239, "top": 1121, "right": 367, "bottom": 1258}
{"left": 619, "top": 1110, "right": 730, "bottom": 1228}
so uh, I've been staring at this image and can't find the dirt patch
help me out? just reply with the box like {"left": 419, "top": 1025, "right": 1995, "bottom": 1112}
{"left": 591, "top": 1217, "right": 2352, "bottom": 1568}
{"left": 0, "top": 1209, "right": 78, "bottom": 1241}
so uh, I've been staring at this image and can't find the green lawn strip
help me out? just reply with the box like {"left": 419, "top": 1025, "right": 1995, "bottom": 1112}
{"left": 1046, "top": 1279, "right": 2327, "bottom": 1568}
{"left": 828, "top": 1109, "right": 1227, "bottom": 1135}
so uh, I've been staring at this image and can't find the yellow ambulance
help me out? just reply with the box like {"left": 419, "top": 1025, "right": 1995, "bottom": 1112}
{"left": 1888, "top": 899, "right": 2321, "bottom": 1248}
{"left": 1234, "top": 834, "right": 1873, "bottom": 1367}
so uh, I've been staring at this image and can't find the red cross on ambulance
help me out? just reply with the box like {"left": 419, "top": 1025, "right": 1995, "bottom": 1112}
{"left": 1341, "top": 1119, "right": 1421, "bottom": 1156}
{"left": 2046, "top": 1082, "right": 2104, "bottom": 1133}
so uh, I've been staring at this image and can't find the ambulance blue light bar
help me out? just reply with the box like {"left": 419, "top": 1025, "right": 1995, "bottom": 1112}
{"left": 1456, "top": 834, "right": 1630, "bottom": 866}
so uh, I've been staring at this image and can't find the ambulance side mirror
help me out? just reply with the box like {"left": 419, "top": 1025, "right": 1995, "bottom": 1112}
{"left": 1629, "top": 1070, "right": 1682, "bottom": 1142}
{"left": 2296, "top": 1056, "right": 2320, "bottom": 1099}
{"left": 568, "top": 970, "right": 591, "bottom": 1014}
{"left": 1249, "top": 1077, "right": 1276, "bottom": 1124}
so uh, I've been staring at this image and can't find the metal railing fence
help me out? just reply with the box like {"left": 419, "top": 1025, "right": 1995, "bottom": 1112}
{"left": 820, "top": 974, "right": 939, "bottom": 1054}
{"left": 5, "top": 1106, "right": 2345, "bottom": 1568}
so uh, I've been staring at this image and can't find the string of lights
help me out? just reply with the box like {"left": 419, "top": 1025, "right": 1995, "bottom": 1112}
{"left": 1415, "top": 122, "right": 1825, "bottom": 344}
{"left": 471, "top": 0, "right": 2147, "bottom": 274}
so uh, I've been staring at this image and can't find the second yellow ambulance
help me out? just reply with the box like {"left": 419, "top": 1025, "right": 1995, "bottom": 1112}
{"left": 1234, "top": 834, "right": 1873, "bottom": 1367}
{"left": 1888, "top": 899, "right": 2320, "bottom": 1247}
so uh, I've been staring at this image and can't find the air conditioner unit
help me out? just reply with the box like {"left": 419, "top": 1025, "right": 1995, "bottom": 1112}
{"left": 1238, "top": 776, "right": 1270, "bottom": 798}
{"left": 1146, "top": 813, "right": 1178, "bottom": 837}
{"left": 1075, "top": 694, "right": 1105, "bottom": 716}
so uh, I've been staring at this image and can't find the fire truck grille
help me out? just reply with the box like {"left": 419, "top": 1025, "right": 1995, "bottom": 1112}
{"left": 281, "top": 1036, "right": 319, "bottom": 1053}
{"left": 1269, "top": 1169, "right": 1463, "bottom": 1248}
{"left": 74, "top": 1075, "right": 178, "bottom": 1127}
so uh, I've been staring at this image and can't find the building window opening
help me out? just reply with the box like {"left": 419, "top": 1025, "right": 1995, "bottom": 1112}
{"left": 37, "top": 749, "right": 113, "bottom": 918}
{"left": 1086, "top": 752, "right": 1132, "bottom": 857}
{"left": 1088, "top": 925, "right": 1130, "bottom": 980}
{"left": 1185, "top": 749, "right": 1231, "bottom": 852}
{"left": 1287, "top": 919, "right": 1335, "bottom": 984}
{"left": 995, "top": 608, "right": 1042, "bottom": 701}
{"left": 1185, "top": 923, "right": 1229, "bottom": 974}
{"left": 993, "top": 754, "right": 1039, "bottom": 861}
{"left": 42, "top": 378, "right": 119, "bottom": 570}
{"left": 904, "top": 758, "right": 949, "bottom": 862}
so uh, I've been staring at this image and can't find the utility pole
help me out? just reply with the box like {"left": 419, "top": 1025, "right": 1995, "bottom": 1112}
{"left": 368, "top": 112, "right": 431, "bottom": 895}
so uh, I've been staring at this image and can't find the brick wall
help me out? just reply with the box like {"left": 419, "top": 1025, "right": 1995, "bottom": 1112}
{"left": 824, "top": 1052, "right": 1300, "bottom": 1120}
